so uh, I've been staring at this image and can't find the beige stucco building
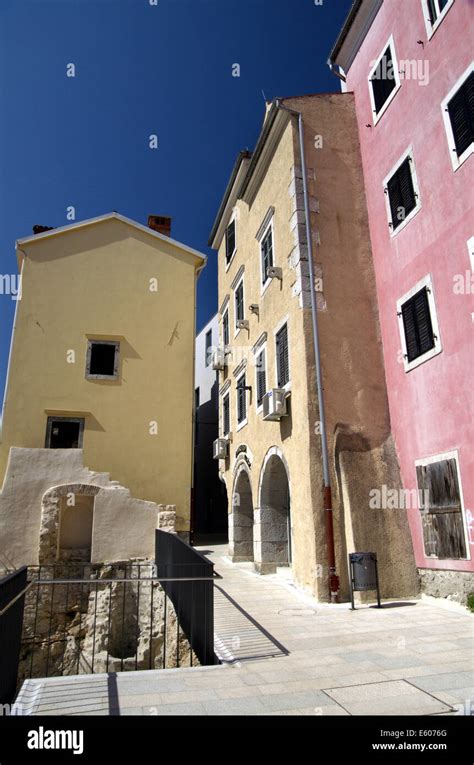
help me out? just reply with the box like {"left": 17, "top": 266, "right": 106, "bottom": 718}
{"left": 0, "top": 213, "right": 206, "bottom": 568}
{"left": 209, "top": 93, "right": 419, "bottom": 602}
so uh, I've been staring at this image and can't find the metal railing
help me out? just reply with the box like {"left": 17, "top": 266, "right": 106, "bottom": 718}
{"left": 156, "top": 531, "right": 215, "bottom": 665}
{"left": 18, "top": 561, "right": 215, "bottom": 684}
{"left": 0, "top": 567, "right": 28, "bottom": 704}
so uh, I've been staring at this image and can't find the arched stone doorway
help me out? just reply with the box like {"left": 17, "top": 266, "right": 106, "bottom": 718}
{"left": 229, "top": 464, "right": 254, "bottom": 562}
{"left": 257, "top": 449, "right": 291, "bottom": 573}
{"left": 39, "top": 484, "right": 101, "bottom": 564}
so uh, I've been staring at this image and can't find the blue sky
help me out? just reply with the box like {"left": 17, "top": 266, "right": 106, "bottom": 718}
{"left": 0, "top": 0, "right": 351, "bottom": 403}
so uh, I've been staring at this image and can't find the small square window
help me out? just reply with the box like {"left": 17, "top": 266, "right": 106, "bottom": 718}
{"left": 45, "top": 417, "right": 84, "bottom": 449}
{"left": 86, "top": 340, "right": 120, "bottom": 379}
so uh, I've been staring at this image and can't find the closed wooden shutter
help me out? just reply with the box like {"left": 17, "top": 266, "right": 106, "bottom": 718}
{"left": 371, "top": 46, "right": 396, "bottom": 114}
{"left": 387, "top": 157, "right": 416, "bottom": 230}
{"left": 276, "top": 324, "right": 289, "bottom": 387}
{"left": 226, "top": 221, "right": 236, "bottom": 263}
{"left": 401, "top": 287, "right": 435, "bottom": 362}
{"left": 223, "top": 394, "right": 230, "bottom": 436}
{"left": 235, "top": 283, "right": 244, "bottom": 322}
{"left": 237, "top": 375, "right": 246, "bottom": 423}
{"left": 261, "top": 229, "right": 273, "bottom": 284}
{"left": 256, "top": 349, "right": 266, "bottom": 406}
{"left": 448, "top": 72, "right": 474, "bottom": 158}
{"left": 223, "top": 311, "right": 229, "bottom": 346}
{"left": 416, "top": 458, "right": 467, "bottom": 559}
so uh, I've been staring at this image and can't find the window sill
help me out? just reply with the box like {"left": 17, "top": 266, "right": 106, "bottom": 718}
{"left": 225, "top": 250, "right": 237, "bottom": 273}
{"left": 236, "top": 418, "right": 248, "bottom": 432}
{"left": 451, "top": 144, "right": 473, "bottom": 173}
{"left": 403, "top": 344, "right": 442, "bottom": 373}
{"left": 389, "top": 202, "right": 422, "bottom": 238}
{"left": 260, "top": 278, "right": 273, "bottom": 298}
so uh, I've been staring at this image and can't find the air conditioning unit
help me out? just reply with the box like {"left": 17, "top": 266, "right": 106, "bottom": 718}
{"left": 262, "top": 388, "right": 288, "bottom": 421}
{"left": 236, "top": 319, "right": 249, "bottom": 330}
{"left": 267, "top": 266, "right": 282, "bottom": 280}
{"left": 213, "top": 438, "right": 229, "bottom": 460}
{"left": 211, "top": 346, "right": 227, "bottom": 371}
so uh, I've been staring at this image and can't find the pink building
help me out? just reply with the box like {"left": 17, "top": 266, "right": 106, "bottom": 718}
{"left": 329, "top": 0, "right": 473, "bottom": 600}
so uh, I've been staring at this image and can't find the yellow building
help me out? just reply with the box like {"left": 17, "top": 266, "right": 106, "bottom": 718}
{"left": 209, "top": 94, "right": 419, "bottom": 602}
{"left": 0, "top": 212, "right": 206, "bottom": 564}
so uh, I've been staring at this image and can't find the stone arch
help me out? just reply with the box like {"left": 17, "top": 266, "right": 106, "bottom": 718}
{"left": 229, "top": 461, "right": 254, "bottom": 562}
{"left": 256, "top": 447, "right": 292, "bottom": 573}
{"left": 39, "top": 483, "right": 101, "bottom": 565}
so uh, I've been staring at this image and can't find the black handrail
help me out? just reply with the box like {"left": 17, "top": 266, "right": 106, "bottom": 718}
{"left": 155, "top": 531, "right": 215, "bottom": 666}
{"left": 0, "top": 567, "right": 27, "bottom": 705}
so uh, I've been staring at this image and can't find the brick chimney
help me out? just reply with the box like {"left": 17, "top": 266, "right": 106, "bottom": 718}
{"left": 147, "top": 215, "right": 172, "bottom": 237}
{"left": 32, "top": 225, "right": 54, "bottom": 235}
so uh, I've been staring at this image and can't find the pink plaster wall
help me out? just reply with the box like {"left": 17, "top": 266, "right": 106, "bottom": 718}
{"left": 343, "top": 0, "right": 473, "bottom": 571}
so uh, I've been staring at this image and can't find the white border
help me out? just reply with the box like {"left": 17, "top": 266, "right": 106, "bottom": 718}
{"left": 273, "top": 315, "right": 291, "bottom": 392}
{"left": 383, "top": 145, "right": 422, "bottom": 237}
{"left": 421, "top": 0, "right": 455, "bottom": 40}
{"left": 415, "top": 448, "right": 470, "bottom": 561}
{"left": 368, "top": 34, "right": 401, "bottom": 126}
{"left": 396, "top": 273, "right": 442, "bottom": 372}
{"left": 235, "top": 369, "right": 248, "bottom": 431}
{"left": 441, "top": 62, "right": 474, "bottom": 172}
{"left": 467, "top": 235, "right": 474, "bottom": 272}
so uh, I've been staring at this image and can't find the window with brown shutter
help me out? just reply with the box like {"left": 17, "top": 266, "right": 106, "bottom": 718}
{"left": 416, "top": 457, "right": 467, "bottom": 560}
{"left": 276, "top": 324, "right": 289, "bottom": 388}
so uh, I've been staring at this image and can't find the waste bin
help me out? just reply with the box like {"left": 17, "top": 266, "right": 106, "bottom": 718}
{"left": 348, "top": 552, "right": 381, "bottom": 610}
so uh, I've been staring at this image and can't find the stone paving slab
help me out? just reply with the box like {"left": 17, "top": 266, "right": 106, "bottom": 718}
{"left": 15, "top": 544, "right": 473, "bottom": 717}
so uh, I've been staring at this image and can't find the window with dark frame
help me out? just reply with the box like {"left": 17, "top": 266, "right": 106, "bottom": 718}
{"left": 236, "top": 374, "right": 247, "bottom": 424}
{"left": 401, "top": 287, "right": 435, "bottom": 363}
{"left": 256, "top": 348, "right": 266, "bottom": 407}
{"left": 223, "top": 310, "right": 229, "bottom": 346}
{"left": 235, "top": 281, "right": 244, "bottom": 324}
{"left": 386, "top": 157, "right": 417, "bottom": 230}
{"left": 416, "top": 457, "right": 467, "bottom": 560}
{"left": 45, "top": 417, "right": 85, "bottom": 449}
{"left": 86, "top": 340, "right": 120, "bottom": 379}
{"left": 370, "top": 44, "right": 396, "bottom": 115}
{"left": 225, "top": 220, "right": 236, "bottom": 264}
{"left": 261, "top": 226, "right": 274, "bottom": 285}
{"left": 276, "top": 324, "right": 289, "bottom": 388}
{"left": 205, "top": 329, "right": 212, "bottom": 366}
{"left": 223, "top": 393, "right": 230, "bottom": 436}
{"left": 447, "top": 71, "right": 474, "bottom": 159}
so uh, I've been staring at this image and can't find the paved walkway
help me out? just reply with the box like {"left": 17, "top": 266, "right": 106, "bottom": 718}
{"left": 16, "top": 545, "right": 473, "bottom": 716}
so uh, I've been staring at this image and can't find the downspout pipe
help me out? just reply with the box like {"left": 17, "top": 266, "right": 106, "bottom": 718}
{"left": 276, "top": 101, "right": 340, "bottom": 602}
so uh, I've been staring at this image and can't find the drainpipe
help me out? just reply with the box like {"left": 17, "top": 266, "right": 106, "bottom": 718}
{"left": 276, "top": 101, "right": 340, "bottom": 602}
{"left": 327, "top": 60, "right": 347, "bottom": 84}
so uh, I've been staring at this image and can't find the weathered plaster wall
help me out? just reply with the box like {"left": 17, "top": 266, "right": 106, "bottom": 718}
{"left": 216, "top": 93, "right": 419, "bottom": 601}
{"left": 0, "top": 448, "right": 161, "bottom": 569}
